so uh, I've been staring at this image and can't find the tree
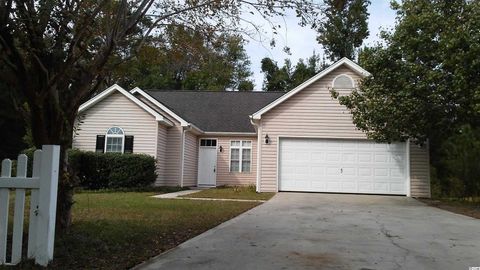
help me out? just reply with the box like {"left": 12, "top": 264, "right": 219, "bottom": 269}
{"left": 110, "top": 28, "right": 254, "bottom": 91}
{"left": 316, "top": 0, "right": 370, "bottom": 61}
{"left": 0, "top": 0, "right": 320, "bottom": 232}
{"left": 261, "top": 53, "right": 326, "bottom": 91}
{"left": 0, "top": 67, "right": 26, "bottom": 158}
{"left": 338, "top": 0, "right": 480, "bottom": 146}
{"left": 261, "top": 58, "right": 291, "bottom": 91}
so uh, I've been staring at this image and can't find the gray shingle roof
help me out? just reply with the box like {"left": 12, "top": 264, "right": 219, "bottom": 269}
{"left": 145, "top": 90, "right": 285, "bottom": 132}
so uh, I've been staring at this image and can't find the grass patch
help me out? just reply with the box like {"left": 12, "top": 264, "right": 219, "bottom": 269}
{"left": 74, "top": 185, "right": 188, "bottom": 194}
{"left": 419, "top": 197, "right": 480, "bottom": 219}
{"left": 182, "top": 186, "right": 276, "bottom": 201}
{"left": 4, "top": 190, "right": 259, "bottom": 269}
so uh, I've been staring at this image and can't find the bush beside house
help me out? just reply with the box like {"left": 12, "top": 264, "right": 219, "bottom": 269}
{"left": 22, "top": 149, "right": 157, "bottom": 189}
{"left": 71, "top": 151, "right": 157, "bottom": 189}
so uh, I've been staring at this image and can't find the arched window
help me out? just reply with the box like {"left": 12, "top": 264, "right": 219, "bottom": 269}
{"left": 105, "top": 127, "right": 124, "bottom": 153}
{"left": 332, "top": 74, "right": 355, "bottom": 89}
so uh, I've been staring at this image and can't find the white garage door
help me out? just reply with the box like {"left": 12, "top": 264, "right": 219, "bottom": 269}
{"left": 279, "top": 138, "right": 407, "bottom": 195}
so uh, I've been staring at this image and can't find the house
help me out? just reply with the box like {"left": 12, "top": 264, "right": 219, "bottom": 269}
{"left": 73, "top": 58, "right": 431, "bottom": 197}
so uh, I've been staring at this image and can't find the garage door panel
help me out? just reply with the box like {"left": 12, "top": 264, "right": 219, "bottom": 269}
{"left": 279, "top": 138, "right": 407, "bottom": 195}
{"left": 326, "top": 167, "right": 341, "bottom": 176}
{"left": 342, "top": 185, "right": 357, "bottom": 193}
{"left": 374, "top": 183, "right": 389, "bottom": 193}
{"left": 326, "top": 153, "right": 341, "bottom": 162}
{"left": 358, "top": 168, "right": 372, "bottom": 177}
{"left": 358, "top": 153, "right": 373, "bottom": 162}
{"left": 342, "top": 153, "right": 356, "bottom": 163}
{"left": 311, "top": 167, "right": 325, "bottom": 175}
{"left": 311, "top": 152, "right": 325, "bottom": 161}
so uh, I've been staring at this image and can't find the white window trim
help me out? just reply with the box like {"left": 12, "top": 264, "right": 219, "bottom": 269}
{"left": 104, "top": 127, "right": 125, "bottom": 153}
{"left": 229, "top": 140, "right": 252, "bottom": 173}
{"left": 331, "top": 73, "right": 355, "bottom": 89}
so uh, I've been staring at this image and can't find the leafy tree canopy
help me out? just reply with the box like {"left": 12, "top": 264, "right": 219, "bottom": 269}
{"left": 261, "top": 53, "right": 326, "bottom": 91}
{"left": 339, "top": 0, "right": 480, "bottom": 145}
{"left": 316, "top": 0, "right": 370, "bottom": 61}
{"left": 110, "top": 27, "right": 254, "bottom": 91}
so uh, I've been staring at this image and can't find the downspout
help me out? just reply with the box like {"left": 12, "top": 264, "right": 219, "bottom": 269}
{"left": 250, "top": 116, "right": 262, "bottom": 193}
{"left": 406, "top": 139, "right": 411, "bottom": 197}
{"left": 180, "top": 127, "right": 186, "bottom": 187}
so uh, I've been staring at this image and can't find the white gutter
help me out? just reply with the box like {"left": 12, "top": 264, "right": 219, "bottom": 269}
{"left": 180, "top": 124, "right": 195, "bottom": 187}
{"left": 406, "top": 139, "right": 411, "bottom": 197}
{"left": 249, "top": 116, "right": 262, "bottom": 193}
{"left": 180, "top": 127, "right": 186, "bottom": 187}
{"left": 201, "top": 131, "right": 256, "bottom": 136}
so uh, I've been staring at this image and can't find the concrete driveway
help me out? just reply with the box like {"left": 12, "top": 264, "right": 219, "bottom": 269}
{"left": 136, "top": 193, "right": 480, "bottom": 270}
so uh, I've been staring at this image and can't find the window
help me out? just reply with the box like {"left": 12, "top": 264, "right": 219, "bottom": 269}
{"left": 230, "top": 140, "right": 251, "bottom": 172}
{"left": 200, "top": 139, "right": 217, "bottom": 147}
{"left": 332, "top": 74, "right": 355, "bottom": 89}
{"left": 105, "top": 127, "right": 124, "bottom": 153}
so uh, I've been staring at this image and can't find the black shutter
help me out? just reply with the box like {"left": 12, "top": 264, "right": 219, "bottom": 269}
{"left": 124, "top": 136, "right": 134, "bottom": 153}
{"left": 95, "top": 135, "right": 105, "bottom": 153}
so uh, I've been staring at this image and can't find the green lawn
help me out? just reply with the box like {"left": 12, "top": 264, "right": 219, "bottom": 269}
{"left": 181, "top": 186, "right": 276, "bottom": 201}
{"left": 6, "top": 190, "right": 260, "bottom": 269}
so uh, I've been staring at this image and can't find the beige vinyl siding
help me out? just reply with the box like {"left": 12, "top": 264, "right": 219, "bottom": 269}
{"left": 161, "top": 124, "right": 181, "bottom": 186}
{"left": 410, "top": 143, "right": 431, "bottom": 197}
{"left": 204, "top": 136, "right": 257, "bottom": 186}
{"left": 183, "top": 132, "right": 198, "bottom": 186}
{"left": 258, "top": 65, "right": 431, "bottom": 195}
{"left": 73, "top": 92, "right": 157, "bottom": 157}
{"left": 155, "top": 125, "right": 168, "bottom": 185}
{"left": 136, "top": 94, "right": 183, "bottom": 186}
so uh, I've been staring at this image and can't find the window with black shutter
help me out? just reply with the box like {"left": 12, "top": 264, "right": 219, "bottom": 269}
{"left": 124, "top": 136, "right": 134, "bottom": 153}
{"left": 95, "top": 135, "right": 105, "bottom": 152}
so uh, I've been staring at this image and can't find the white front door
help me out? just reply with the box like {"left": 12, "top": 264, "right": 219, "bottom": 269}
{"left": 279, "top": 138, "right": 407, "bottom": 195}
{"left": 197, "top": 139, "right": 217, "bottom": 186}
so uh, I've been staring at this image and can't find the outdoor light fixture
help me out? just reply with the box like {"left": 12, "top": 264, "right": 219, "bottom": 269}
{"left": 265, "top": 134, "right": 270, "bottom": 144}
{"left": 219, "top": 146, "right": 223, "bottom": 152}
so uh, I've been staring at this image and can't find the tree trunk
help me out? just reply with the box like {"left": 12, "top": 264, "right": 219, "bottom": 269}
{"left": 30, "top": 103, "right": 76, "bottom": 233}
{"left": 56, "top": 144, "right": 75, "bottom": 232}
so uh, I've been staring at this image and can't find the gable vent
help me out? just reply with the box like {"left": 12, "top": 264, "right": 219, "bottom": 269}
{"left": 332, "top": 74, "right": 355, "bottom": 89}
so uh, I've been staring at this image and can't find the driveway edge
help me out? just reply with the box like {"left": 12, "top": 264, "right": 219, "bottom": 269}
{"left": 131, "top": 194, "right": 276, "bottom": 270}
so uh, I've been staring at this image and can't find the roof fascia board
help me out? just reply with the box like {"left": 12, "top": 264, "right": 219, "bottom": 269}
{"left": 78, "top": 84, "right": 173, "bottom": 126}
{"left": 201, "top": 132, "right": 257, "bottom": 136}
{"left": 251, "top": 58, "right": 371, "bottom": 120}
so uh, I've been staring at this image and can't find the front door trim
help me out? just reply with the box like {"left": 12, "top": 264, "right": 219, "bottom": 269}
{"left": 197, "top": 138, "right": 218, "bottom": 186}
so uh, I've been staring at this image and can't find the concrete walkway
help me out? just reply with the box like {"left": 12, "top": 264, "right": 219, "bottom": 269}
{"left": 152, "top": 189, "right": 201, "bottom": 198}
{"left": 136, "top": 193, "right": 480, "bottom": 270}
{"left": 152, "top": 190, "right": 267, "bottom": 202}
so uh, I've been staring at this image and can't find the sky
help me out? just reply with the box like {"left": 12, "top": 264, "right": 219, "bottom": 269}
{"left": 243, "top": 1, "right": 397, "bottom": 90}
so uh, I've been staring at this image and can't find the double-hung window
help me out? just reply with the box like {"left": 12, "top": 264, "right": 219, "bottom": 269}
{"left": 230, "top": 140, "right": 252, "bottom": 172}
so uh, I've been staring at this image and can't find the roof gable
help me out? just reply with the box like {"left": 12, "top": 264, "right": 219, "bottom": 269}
{"left": 251, "top": 58, "right": 370, "bottom": 120}
{"left": 78, "top": 84, "right": 173, "bottom": 126}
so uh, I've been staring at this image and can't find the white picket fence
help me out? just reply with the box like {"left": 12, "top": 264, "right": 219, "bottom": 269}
{"left": 0, "top": 145, "right": 60, "bottom": 266}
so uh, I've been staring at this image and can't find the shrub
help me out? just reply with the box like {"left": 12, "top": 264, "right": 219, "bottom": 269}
{"left": 11, "top": 148, "right": 157, "bottom": 189}
{"left": 73, "top": 151, "right": 157, "bottom": 189}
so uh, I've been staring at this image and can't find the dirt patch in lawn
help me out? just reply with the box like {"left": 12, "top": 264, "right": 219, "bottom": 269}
{"left": 419, "top": 198, "right": 480, "bottom": 219}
